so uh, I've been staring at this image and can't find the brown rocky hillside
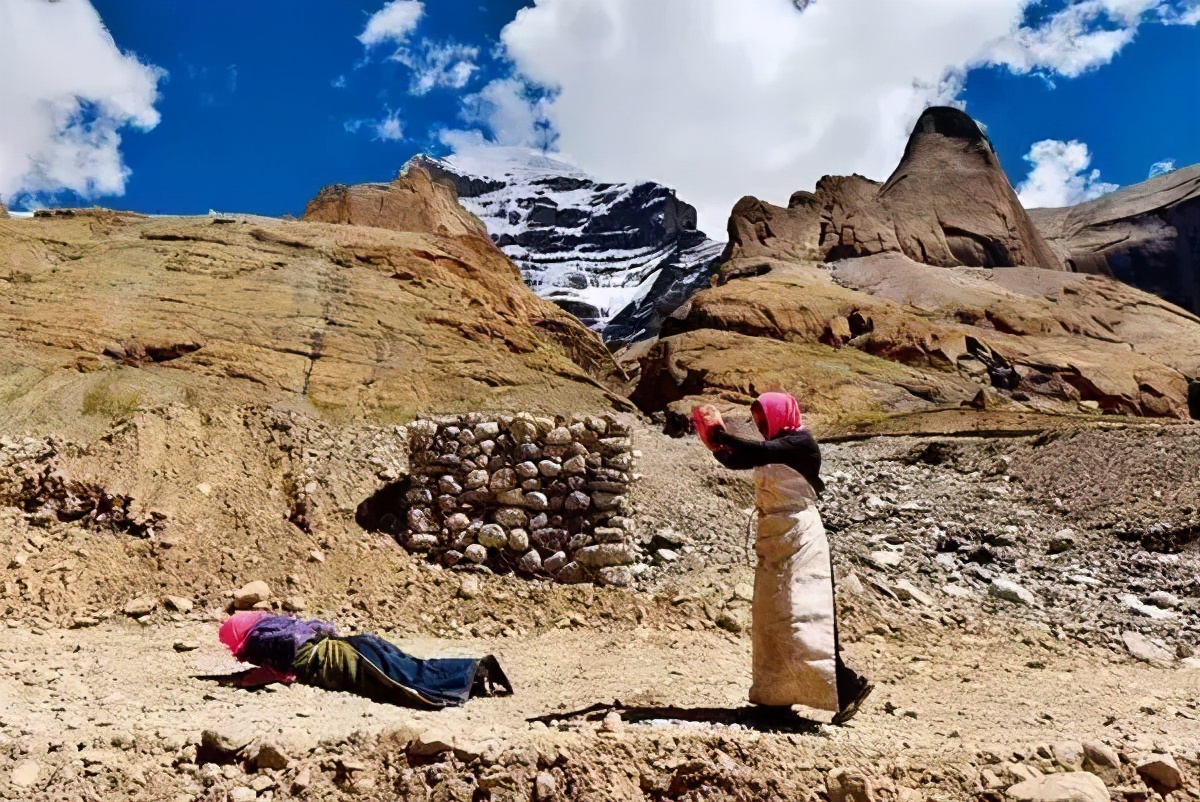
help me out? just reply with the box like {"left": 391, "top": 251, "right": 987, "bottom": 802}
{"left": 630, "top": 107, "right": 1200, "bottom": 431}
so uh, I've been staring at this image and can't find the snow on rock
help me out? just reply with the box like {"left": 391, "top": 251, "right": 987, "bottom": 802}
{"left": 410, "top": 149, "right": 725, "bottom": 345}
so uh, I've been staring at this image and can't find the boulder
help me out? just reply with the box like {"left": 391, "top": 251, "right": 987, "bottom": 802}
{"left": 232, "top": 581, "right": 271, "bottom": 610}
{"left": 123, "top": 597, "right": 156, "bottom": 618}
{"left": 1135, "top": 753, "right": 1182, "bottom": 795}
{"left": 1081, "top": 741, "right": 1120, "bottom": 771}
{"left": 1005, "top": 772, "right": 1108, "bottom": 802}
{"left": 1122, "top": 631, "right": 1175, "bottom": 666}
{"left": 989, "top": 578, "right": 1037, "bottom": 606}
{"left": 10, "top": 760, "right": 40, "bottom": 788}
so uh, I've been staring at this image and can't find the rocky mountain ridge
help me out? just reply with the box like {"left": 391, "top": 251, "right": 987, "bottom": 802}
{"left": 631, "top": 107, "right": 1200, "bottom": 427}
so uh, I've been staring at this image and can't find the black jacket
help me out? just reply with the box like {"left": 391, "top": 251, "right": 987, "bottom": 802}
{"left": 712, "top": 429, "right": 825, "bottom": 494}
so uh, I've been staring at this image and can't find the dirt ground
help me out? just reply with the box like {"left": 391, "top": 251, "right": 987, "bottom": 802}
{"left": 2, "top": 416, "right": 1200, "bottom": 801}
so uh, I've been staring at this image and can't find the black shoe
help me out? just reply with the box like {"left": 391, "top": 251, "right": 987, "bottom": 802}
{"left": 830, "top": 679, "right": 873, "bottom": 725}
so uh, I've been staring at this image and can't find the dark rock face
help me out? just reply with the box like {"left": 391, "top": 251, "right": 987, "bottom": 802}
{"left": 1030, "top": 164, "right": 1200, "bottom": 315}
{"left": 725, "top": 106, "right": 1064, "bottom": 272}
{"left": 411, "top": 151, "right": 724, "bottom": 345}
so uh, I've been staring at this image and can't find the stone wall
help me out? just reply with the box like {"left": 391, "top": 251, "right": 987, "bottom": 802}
{"left": 399, "top": 413, "right": 639, "bottom": 585}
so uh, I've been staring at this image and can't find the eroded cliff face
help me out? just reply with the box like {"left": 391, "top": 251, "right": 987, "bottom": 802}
{"left": 630, "top": 109, "right": 1200, "bottom": 430}
{"left": 1030, "top": 163, "right": 1200, "bottom": 315}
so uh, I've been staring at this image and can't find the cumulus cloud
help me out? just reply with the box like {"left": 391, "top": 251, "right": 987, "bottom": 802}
{"left": 444, "top": 0, "right": 1198, "bottom": 234}
{"left": 0, "top": 0, "right": 164, "bottom": 203}
{"left": 1148, "top": 158, "right": 1177, "bottom": 177}
{"left": 374, "top": 110, "right": 405, "bottom": 141}
{"left": 1016, "top": 139, "right": 1118, "bottom": 207}
{"left": 393, "top": 41, "right": 479, "bottom": 95}
{"left": 358, "top": 0, "right": 423, "bottom": 48}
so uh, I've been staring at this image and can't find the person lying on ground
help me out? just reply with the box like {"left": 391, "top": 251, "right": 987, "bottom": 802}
{"left": 215, "top": 611, "right": 512, "bottom": 709}
{"left": 693, "top": 393, "right": 873, "bottom": 725}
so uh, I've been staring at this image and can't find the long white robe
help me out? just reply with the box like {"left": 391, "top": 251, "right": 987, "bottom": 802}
{"left": 748, "top": 462, "right": 839, "bottom": 711}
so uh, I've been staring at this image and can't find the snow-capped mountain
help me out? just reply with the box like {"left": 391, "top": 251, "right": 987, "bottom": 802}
{"left": 410, "top": 149, "right": 725, "bottom": 345}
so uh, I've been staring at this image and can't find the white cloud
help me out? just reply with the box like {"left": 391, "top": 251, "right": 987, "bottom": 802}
{"left": 0, "top": 0, "right": 164, "bottom": 203}
{"left": 1016, "top": 139, "right": 1118, "bottom": 207}
{"left": 393, "top": 41, "right": 479, "bottom": 95}
{"left": 374, "top": 110, "right": 405, "bottom": 141}
{"left": 358, "top": 0, "right": 423, "bottom": 48}
{"left": 1148, "top": 158, "right": 1177, "bottom": 177}
{"left": 444, "top": 0, "right": 1199, "bottom": 235}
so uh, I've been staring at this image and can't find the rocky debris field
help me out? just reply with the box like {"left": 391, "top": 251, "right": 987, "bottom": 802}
{"left": 2, "top": 418, "right": 1199, "bottom": 800}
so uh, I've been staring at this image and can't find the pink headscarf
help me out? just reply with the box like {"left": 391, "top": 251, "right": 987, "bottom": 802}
{"left": 751, "top": 392, "right": 803, "bottom": 439}
{"left": 219, "top": 611, "right": 269, "bottom": 658}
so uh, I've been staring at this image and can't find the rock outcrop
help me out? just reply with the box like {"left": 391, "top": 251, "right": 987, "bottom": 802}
{"left": 302, "top": 162, "right": 489, "bottom": 240}
{"left": 631, "top": 108, "right": 1200, "bottom": 430}
{"left": 411, "top": 149, "right": 724, "bottom": 344}
{"left": 726, "top": 107, "right": 1063, "bottom": 272}
{"left": 1030, "top": 163, "right": 1200, "bottom": 315}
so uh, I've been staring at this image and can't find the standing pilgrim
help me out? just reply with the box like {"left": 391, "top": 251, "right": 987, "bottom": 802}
{"left": 694, "top": 393, "right": 873, "bottom": 724}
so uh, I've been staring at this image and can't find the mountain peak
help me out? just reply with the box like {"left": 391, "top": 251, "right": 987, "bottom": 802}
{"left": 409, "top": 149, "right": 724, "bottom": 344}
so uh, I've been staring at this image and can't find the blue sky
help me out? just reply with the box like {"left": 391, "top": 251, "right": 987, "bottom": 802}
{"left": 3, "top": 0, "right": 1199, "bottom": 233}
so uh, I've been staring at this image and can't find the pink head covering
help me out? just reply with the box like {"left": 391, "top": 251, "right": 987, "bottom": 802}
{"left": 751, "top": 392, "right": 803, "bottom": 439}
{"left": 219, "top": 611, "right": 269, "bottom": 658}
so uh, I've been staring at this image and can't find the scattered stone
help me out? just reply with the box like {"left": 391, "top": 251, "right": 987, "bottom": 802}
{"left": 229, "top": 787, "right": 255, "bottom": 802}
{"left": 1052, "top": 742, "right": 1084, "bottom": 770}
{"left": 123, "top": 597, "right": 157, "bottom": 618}
{"left": 868, "top": 549, "right": 903, "bottom": 568}
{"left": 826, "top": 767, "right": 873, "bottom": 802}
{"left": 445, "top": 512, "right": 471, "bottom": 532}
{"left": 291, "top": 768, "right": 312, "bottom": 794}
{"left": 892, "top": 579, "right": 934, "bottom": 607}
{"left": 163, "top": 595, "right": 193, "bottom": 613}
{"left": 252, "top": 742, "right": 291, "bottom": 771}
{"left": 1119, "top": 594, "right": 1176, "bottom": 620}
{"left": 1146, "top": 590, "right": 1180, "bottom": 609}
{"left": 1081, "top": 741, "right": 1120, "bottom": 771}
{"left": 1122, "top": 631, "right": 1175, "bottom": 666}
{"left": 232, "top": 581, "right": 271, "bottom": 610}
{"left": 464, "top": 544, "right": 488, "bottom": 564}
{"left": 508, "top": 528, "right": 530, "bottom": 551}
{"left": 1047, "top": 529, "right": 1076, "bottom": 554}
{"left": 656, "top": 548, "right": 679, "bottom": 563}
{"left": 173, "top": 640, "right": 199, "bottom": 652}
{"left": 1005, "top": 771, "right": 1108, "bottom": 802}
{"left": 989, "top": 577, "right": 1037, "bottom": 606}
{"left": 716, "top": 610, "right": 747, "bottom": 634}
{"left": 200, "top": 727, "right": 253, "bottom": 764}
{"left": 282, "top": 596, "right": 307, "bottom": 612}
{"left": 11, "top": 759, "right": 40, "bottom": 788}
{"left": 536, "top": 770, "right": 558, "bottom": 800}
{"left": 458, "top": 575, "right": 480, "bottom": 600}
{"left": 1135, "top": 753, "right": 1182, "bottom": 795}
{"left": 410, "top": 727, "right": 455, "bottom": 757}
{"left": 308, "top": 550, "right": 325, "bottom": 563}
